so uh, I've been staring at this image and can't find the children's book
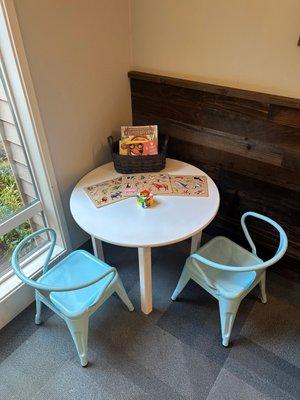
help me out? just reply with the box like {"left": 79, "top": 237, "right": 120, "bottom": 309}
{"left": 84, "top": 177, "right": 125, "bottom": 208}
{"left": 169, "top": 175, "right": 209, "bottom": 197}
{"left": 119, "top": 125, "right": 158, "bottom": 156}
{"left": 121, "top": 125, "right": 158, "bottom": 140}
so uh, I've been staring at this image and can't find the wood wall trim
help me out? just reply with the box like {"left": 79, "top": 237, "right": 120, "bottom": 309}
{"left": 128, "top": 71, "right": 300, "bottom": 110}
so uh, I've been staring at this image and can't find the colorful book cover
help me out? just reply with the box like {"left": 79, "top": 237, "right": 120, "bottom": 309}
{"left": 119, "top": 125, "right": 158, "bottom": 156}
{"left": 121, "top": 125, "right": 158, "bottom": 140}
{"left": 119, "top": 137, "right": 157, "bottom": 156}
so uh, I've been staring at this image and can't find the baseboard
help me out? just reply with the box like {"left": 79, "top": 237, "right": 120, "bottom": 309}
{"left": 0, "top": 283, "right": 35, "bottom": 330}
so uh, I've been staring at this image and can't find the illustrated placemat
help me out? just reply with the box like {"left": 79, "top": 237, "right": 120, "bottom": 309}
{"left": 84, "top": 173, "right": 208, "bottom": 208}
{"left": 122, "top": 173, "right": 173, "bottom": 196}
{"left": 169, "top": 175, "right": 208, "bottom": 197}
{"left": 84, "top": 177, "right": 124, "bottom": 207}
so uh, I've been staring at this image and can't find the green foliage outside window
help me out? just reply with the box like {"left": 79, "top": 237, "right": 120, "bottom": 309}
{"left": 0, "top": 158, "right": 31, "bottom": 259}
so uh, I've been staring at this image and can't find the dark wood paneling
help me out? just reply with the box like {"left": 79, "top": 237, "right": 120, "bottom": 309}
{"left": 269, "top": 105, "right": 300, "bottom": 128}
{"left": 128, "top": 71, "right": 300, "bottom": 109}
{"left": 133, "top": 114, "right": 300, "bottom": 192}
{"left": 129, "top": 71, "right": 300, "bottom": 275}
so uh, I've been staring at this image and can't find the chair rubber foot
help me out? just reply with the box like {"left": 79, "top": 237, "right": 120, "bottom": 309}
{"left": 81, "top": 362, "right": 88, "bottom": 368}
{"left": 35, "top": 316, "right": 42, "bottom": 325}
{"left": 80, "top": 360, "right": 88, "bottom": 367}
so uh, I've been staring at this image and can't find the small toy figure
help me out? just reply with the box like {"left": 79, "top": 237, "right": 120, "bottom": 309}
{"left": 136, "top": 189, "right": 154, "bottom": 208}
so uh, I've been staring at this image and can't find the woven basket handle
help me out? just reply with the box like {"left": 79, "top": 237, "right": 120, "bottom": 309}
{"left": 162, "top": 135, "right": 169, "bottom": 150}
{"left": 107, "top": 136, "right": 114, "bottom": 153}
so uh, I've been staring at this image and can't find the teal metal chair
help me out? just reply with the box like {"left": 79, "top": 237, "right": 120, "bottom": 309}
{"left": 11, "top": 228, "right": 134, "bottom": 366}
{"left": 171, "top": 212, "right": 288, "bottom": 347}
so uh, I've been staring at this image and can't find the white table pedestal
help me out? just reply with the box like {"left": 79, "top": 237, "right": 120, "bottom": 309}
{"left": 91, "top": 236, "right": 105, "bottom": 261}
{"left": 138, "top": 247, "right": 152, "bottom": 314}
{"left": 190, "top": 231, "right": 202, "bottom": 254}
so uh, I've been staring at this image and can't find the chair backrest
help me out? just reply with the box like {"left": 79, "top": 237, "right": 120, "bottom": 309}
{"left": 12, "top": 227, "right": 56, "bottom": 290}
{"left": 12, "top": 228, "right": 116, "bottom": 292}
{"left": 191, "top": 211, "right": 288, "bottom": 272}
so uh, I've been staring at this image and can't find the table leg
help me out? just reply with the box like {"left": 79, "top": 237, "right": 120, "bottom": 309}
{"left": 138, "top": 247, "right": 152, "bottom": 314}
{"left": 190, "top": 231, "right": 202, "bottom": 254}
{"left": 91, "top": 236, "right": 105, "bottom": 261}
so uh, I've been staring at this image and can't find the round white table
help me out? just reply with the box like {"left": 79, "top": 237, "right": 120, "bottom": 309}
{"left": 70, "top": 158, "right": 220, "bottom": 314}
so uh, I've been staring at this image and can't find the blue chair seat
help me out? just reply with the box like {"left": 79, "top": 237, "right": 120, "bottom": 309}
{"left": 38, "top": 250, "right": 115, "bottom": 316}
{"left": 188, "top": 236, "right": 262, "bottom": 297}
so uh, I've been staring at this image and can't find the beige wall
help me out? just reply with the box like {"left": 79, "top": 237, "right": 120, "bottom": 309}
{"left": 131, "top": 0, "right": 300, "bottom": 98}
{"left": 13, "top": 0, "right": 300, "bottom": 247}
{"left": 14, "top": 0, "right": 132, "bottom": 247}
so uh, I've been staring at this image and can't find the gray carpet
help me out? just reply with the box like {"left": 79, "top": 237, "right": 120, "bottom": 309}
{"left": 0, "top": 239, "right": 299, "bottom": 400}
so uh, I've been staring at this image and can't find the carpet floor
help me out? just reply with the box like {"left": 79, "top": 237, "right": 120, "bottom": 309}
{"left": 0, "top": 239, "right": 299, "bottom": 400}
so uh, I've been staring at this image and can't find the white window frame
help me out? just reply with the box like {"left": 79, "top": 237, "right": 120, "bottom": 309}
{"left": 0, "top": 0, "right": 71, "bottom": 328}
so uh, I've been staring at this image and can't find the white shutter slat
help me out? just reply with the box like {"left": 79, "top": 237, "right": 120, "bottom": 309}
{"left": 0, "top": 99, "right": 14, "bottom": 124}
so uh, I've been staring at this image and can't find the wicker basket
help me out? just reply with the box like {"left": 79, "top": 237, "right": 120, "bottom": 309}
{"left": 108, "top": 134, "right": 169, "bottom": 174}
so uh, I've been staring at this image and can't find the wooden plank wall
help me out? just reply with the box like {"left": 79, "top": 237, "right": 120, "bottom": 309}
{"left": 129, "top": 71, "right": 300, "bottom": 279}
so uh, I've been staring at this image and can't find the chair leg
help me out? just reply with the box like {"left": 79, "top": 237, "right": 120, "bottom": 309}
{"left": 218, "top": 298, "right": 240, "bottom": 347}
{"left": 115, "top": 278, "right": 134, "bottom": 311}
{"left": 259, "top": 271, "right": 267, "bottom": 304}
{"left": 66, "top": 316, "right": 89, "bottom": 367}
{"left": 35, "top": 293, "right": 42, "bottom": 325}
{"left": 171, "top": 266, "right": 191, "bottom": 301}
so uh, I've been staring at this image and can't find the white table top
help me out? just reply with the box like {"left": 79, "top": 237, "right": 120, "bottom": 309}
{"left": 70, "top": 159, "right": 220, "bottom": 248}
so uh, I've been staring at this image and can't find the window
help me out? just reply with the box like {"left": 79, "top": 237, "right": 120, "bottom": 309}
{"left": 0, "top": 0, "right": 70, "bottom": 323}
{"left": 0, "top": 70, "right": 47, "bottom": 279}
